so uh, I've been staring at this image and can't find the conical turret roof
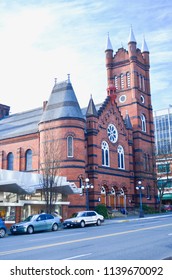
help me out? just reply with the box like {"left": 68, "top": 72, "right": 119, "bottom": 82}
{"left": 141, "top": 37, "right": 149, "bottom": 52}
{"left": 105, "top": 33, "right": 113, "bottom": 51}
{"left": 128, "top": 26, "right": 136, "bottom": 43}
{"left": 40, "top": 77, "right": 84, "bottom": 123}
{"left": 86, "top": 95, "right": 98, "bottom": 117}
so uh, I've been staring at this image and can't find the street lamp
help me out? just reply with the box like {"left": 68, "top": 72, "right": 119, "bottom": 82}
{"left": 81, "top": 178, "right": 94, "bottom": 210}
{"left": 136, "top": 181, "right": 144, "bottom": 218}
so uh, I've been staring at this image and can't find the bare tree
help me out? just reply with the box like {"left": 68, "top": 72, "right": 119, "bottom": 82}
{"left": 39, "top": 125, "right": 61, "bottom": 214}
{"left": 156, "top": 154, "right": 172, "bottom": 212}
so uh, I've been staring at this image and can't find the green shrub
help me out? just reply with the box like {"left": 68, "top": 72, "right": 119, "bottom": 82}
{"left": 95, "top": 204, "right": 108, "bottom": 218}
{"left": 142, "top": 204, "right": 156, "bottom": 214}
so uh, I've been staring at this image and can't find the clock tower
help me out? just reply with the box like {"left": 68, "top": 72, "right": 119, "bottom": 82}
{"left": 105, "top": 27, "right": 156, "bottom": 202}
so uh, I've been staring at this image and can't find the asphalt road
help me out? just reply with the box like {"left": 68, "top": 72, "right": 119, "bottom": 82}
{"left": 0, "top": 214, "right": 172, "bottom": 260}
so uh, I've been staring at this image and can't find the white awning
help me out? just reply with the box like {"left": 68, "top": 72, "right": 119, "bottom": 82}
{"left": 0, "top": 169, "right": 80, "bottom": 195}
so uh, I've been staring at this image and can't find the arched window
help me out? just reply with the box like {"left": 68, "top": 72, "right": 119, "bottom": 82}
{"left": 142, "top": 77, "right": 145, "bottom": 91}
{"left": 101, "top": 141, "right": 110, "bottom": 167}
{"left": 139, "top": 75, "right": 142, "bottom": 89}
{"left": 120, "top": 73, "right": 124, "bottom": 89}
{"left": 101, "top": 186, "right": 106, "bottom": 205}
{"left": 7, "top": 152, "right": 14, "bottom": 170}
{"left": 25, "top": 149, "right": 32, "bottom": 171}
{"left": 146, "top": 185, "right": 151, "bottom": 199}
{"left": 141, "top": 114, "right": 146, "bottom": 132}
{"left": 67, "top": 136, "right": 73, "bottom": 157}
{"left": 114, "top": 75, "right": 118, "bottom": 89}
{"left": 126, "top": 72, "right": 130, "bottom": 88}
{"left": 117, "top": 145, "right": 125, "bottom": 169}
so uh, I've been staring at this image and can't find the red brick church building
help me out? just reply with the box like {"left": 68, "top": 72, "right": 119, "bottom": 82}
{"left": 0, "top": 28, "right": 157, "bottom": 221}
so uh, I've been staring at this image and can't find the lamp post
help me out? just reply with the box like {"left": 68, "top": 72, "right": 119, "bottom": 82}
{"left": 81, "top": 178, "right": 94, "bottom": 210}
{"left": 136, "top": 181, "right": 144, "bottom": 218}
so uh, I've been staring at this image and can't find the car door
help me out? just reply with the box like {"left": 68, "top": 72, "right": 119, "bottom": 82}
{"left": 34, "top": 214, "right": 47, "bottom": 231}
{"left": 45, "top": 214, "right": 54, "bottom": 230}
{"left": 88, "top": 211, "right": 97, "bottom": 224}
{"left": 86, "top": 212, "right": 95, "bottom": 224}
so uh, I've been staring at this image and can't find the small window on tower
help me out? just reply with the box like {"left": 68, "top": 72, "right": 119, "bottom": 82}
{"left": 120, "top": 74, "right": 124, "bottom": 89}
{"left": 141, "top": 114, "right": 146, "bottom": 132}
{"left": 141, "top": 95, "right": 145, "bottom": 104}
{"left": 119, "top": 95, "right": 126, "bottom": 103}
{"left": 126, "top": 72, "right": 130, "bottom": 88}
{"left": 114, "top": 76, "right": 118, "bottom": 89}
{"left": 67, "top": 136, "right": 73, "bottom": 157}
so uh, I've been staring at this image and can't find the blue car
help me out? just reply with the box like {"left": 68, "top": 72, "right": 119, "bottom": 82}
{"left": 10, "top": 213, "right": 61, "bottom": 234}
{"left": 0, "top": 218, "right": 7, "bottom": 238}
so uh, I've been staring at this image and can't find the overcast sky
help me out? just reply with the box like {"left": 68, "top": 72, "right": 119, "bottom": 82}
{"left": 0, "top": 0, "right": 171, "bottom": 114}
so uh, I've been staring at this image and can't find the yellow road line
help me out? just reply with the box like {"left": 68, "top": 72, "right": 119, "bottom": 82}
{"left": 1, "top": 223, "right": 172, "bottom": 256}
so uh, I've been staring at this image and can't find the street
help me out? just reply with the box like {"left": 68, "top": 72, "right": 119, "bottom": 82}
{"left": 0, "top": 214, "right": 172, "bottom": 260}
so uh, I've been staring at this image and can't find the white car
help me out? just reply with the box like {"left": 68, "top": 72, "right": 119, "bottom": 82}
{"left": 63, "top": 211, "right": 104, "bottom": 228}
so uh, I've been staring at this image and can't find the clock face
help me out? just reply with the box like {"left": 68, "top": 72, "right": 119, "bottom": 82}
{"left": 107, "top": 124, "right": 118, "bottom": 143}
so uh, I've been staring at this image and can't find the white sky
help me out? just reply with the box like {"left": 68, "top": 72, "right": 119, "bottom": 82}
{"left": 0, "top": 0, "right": 172, "bottom": 114}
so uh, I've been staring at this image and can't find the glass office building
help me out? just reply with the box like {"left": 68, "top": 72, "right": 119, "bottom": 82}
{"left": 153, "top": 106, "right": 172, "bottom": 155}
{"left": 153, "top": 106, "right": 172, "bottom": 205}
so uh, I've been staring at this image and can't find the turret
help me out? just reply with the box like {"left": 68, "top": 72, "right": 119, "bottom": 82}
{"left": 128, "top": 26, "right": 137, "bottom": 59}
{"left": 141, "top": 36, "right": 150, "bottom": 65}
{"left": 86, "top": 95, "right": 98, "bottom": 183}
{"left": 105, "top": 33, "right": 113, "bottom": 86}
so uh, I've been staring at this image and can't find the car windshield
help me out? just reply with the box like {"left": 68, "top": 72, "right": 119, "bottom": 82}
{"left": 23, "top": 215, "right": 35, "bottom": 222}
{"left": 72, "top": 212, "right": 85, "bottom": 218}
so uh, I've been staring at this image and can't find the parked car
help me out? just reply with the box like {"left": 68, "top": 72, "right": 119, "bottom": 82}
{"left": 162, "top": 204, "right": 172, "bottom": 211}
{"left": 0, "top": 218, "right": 7, "bottom": 238}
{"left": 63, "top": 211, "right": 104, "bottom": 228}
{"left": 10, "top": 213, "right": 61, "bottom": 234}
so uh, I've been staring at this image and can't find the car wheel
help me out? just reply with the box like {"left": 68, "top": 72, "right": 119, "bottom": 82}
{"left": 52, "top": 223, "right": 58, "bottom": 231}
{"left": 80, "top": 220, "right": 85, "bottom": 228}
{"left": 96, "top": 219, "right": 101, "bottom": 226}
{"left": 0, "top": 228, "right": 6, "bottom": 238}
{"left": 27, "top": 225, "right": 34, "bottom": 234}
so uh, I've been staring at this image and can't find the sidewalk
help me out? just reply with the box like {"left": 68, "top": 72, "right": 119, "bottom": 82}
{"left": 104, "top": 212, "right": 172, "bottom": 224}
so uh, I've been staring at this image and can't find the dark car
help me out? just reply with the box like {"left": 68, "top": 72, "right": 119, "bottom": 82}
{"left": 63, "top": 211, "right": 104, "bottom": 228}
{"left": 10, "top": 213, "right": 61, "bottom": 234}
{"left": 0, "top": 218, "right": 7, "bottom": 238}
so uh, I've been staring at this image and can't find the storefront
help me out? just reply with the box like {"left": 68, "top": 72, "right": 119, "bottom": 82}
{"left": 0, "top": 169, "right": 80, "bottom": 226}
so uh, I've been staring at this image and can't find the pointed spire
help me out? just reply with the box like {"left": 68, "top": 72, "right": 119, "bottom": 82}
{"left": 105, "top": 32, "right": 113, "bottom": 51}
{"left": 124, "top": 111, "right": 132, "bottom": 130}
{"left": 141, "top": 36, "right": 149, "bottom": 52}
{"left": 128, "top": 26, "right": 136, "bottom": 43}
{"left": 67, "top": 73, "right": 71, "bottom": 83}
{"left": 86, "top": 95, "right": 98, "bottom": 117}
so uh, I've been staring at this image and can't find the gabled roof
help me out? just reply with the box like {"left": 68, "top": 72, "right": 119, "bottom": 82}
{"left": 0, "top": 107, "right": 42, "bottom": 140}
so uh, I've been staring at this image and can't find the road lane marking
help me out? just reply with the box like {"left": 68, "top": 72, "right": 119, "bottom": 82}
{"left": 1, "top": 223, "right": 172, "bottom": 256}
{"left": 63, "top": 253, "right": 92, "bottom": 260}
{"left": 27, "top": 232, "right": 85, "bottom": 242}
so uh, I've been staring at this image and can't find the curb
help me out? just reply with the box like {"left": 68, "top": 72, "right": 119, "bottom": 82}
{"left": 104, "top": 213, "right": 172, "bottom": 224}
